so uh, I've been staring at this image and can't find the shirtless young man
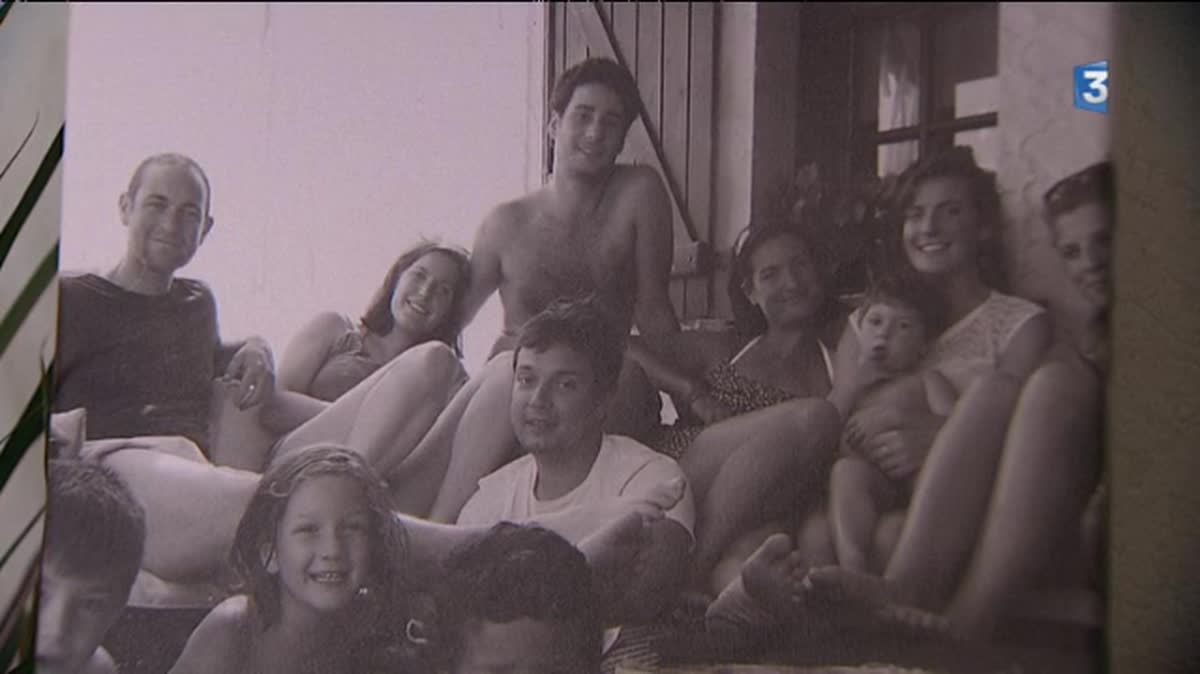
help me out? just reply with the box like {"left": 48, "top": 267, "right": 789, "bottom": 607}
{"left": 415, "top": 57, "right": 689, "bottom": 522}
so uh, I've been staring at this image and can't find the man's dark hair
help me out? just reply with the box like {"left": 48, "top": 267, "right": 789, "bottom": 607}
{"left": 43, "top": 459, "right": 147, "bottom": 593}
{"left": 437, "top": 523, "right": 602, "bottom": 672}
{"left": 513, "top": 295, "right": 626, "bottom": 398}
{"left": 126, "top": 152, "right": 213, "bottom": 217}
{"left": 549, "top": 57, "right": 642, "bottom": 132}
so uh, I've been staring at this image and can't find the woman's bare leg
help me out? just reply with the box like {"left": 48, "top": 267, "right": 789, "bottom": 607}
{"left": 879, "top": 371, "right": 1025, "bottom": 608}
{"left": 798, "top": 510, "right": 838, "bottom": 568}
{"left": 387, "top": 357, "right": 489, "bottom": 515}
{"left": 271, "top": 342, "right": 463, "bottom": 476}
{"left": 871, "top": 510, "right": 907, "bottom": 575}
{"left": 689, "top": 399, "right": 840, "bottom": 589}
{"left": 95, "top": 449, "right": 260, "bottom": 584}
{"left": 942, "top": 362, "right": 1102, "bottom": 636}
{"left": 428, "top": 351, "right": 521, "bottom": 523}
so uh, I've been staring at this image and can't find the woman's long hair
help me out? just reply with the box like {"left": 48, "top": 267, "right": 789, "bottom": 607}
{"left": 359, "top": 240, "right": 472, "bottom": 357}
{"left": 229, "top": 445, "right": 408, "bottom": 629}
{"left": 887, "top": 146, "right": 1009, "bottom": 293}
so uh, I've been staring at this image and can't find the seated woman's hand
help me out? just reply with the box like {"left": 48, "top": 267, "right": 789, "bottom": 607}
{"left": 223, "top": 337, "right": 276, "bottom": 411}
{"left": 846, "top": 405, "right": 944, "bottom": 481}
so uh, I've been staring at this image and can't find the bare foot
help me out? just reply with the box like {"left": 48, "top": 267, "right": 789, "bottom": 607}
{"left": 741, "top": 533, "right": 809, "bottom": 618}
{"left": 876, "top": 603, "right": 955, "bottom": 638}
{"left": 803, "top": 565, "right": 910, "bottom": 608}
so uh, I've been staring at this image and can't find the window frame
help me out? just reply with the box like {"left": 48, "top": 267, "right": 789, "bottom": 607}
{"left": 848, "top": 1, "right": 999, "bottom": 177}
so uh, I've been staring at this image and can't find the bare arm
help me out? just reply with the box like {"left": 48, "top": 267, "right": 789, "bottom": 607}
{"left": 607, "top": 519, "right": 691, "bottom": 624}
{"left": 826, "top": 317, "right": 890, "bottom": 422}
{"left": 627, "top": 330, "right": 736, "bottom": 423}
{"left": 167, "top": 597, "right": 248, "bottom": 674}
{"left": 629, "top": 167, "right": 680, "bottom": 338}
{"left": 458, "top": 207, "right": 507, "bottom": 330}
{"left": 257, "top": 312, "right": 346, "bottom": 435}
{"left": 996, "top": 311, "right": 1054, "bottom": 382}
{"left": 398, "top": 484, "right": 684, "bottom": 583}
{"left": 923, "top": 369, "right": 959, "bottom": 416}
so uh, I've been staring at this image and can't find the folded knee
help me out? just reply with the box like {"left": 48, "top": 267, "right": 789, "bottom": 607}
{"left": 408, "top": 341, "right": 460, "bottom": 376}
{"left": 789, "top": 398, "right": 841, "bottom": 445}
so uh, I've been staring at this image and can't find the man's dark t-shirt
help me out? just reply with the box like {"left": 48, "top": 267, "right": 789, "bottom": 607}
{"left": 53, "top": 273, "right": 225, "bottom": 452}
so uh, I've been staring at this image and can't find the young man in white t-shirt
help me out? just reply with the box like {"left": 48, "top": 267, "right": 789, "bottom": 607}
{"left": 458, "top": 296, "right": 695, "bottom": 627}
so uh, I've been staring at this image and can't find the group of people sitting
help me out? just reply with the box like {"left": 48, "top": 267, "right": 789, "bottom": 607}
{"left": 41, "top": 56, "right": 1112, "bottom": 674}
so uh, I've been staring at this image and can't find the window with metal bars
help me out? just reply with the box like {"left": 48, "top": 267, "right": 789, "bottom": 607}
{"left": 849, "top": 2, "right": 999, "bottom": 179}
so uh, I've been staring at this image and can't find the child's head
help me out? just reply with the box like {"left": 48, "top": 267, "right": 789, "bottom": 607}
{"left": 38, "top": 459, "right": 147, "bottom": 674}
{"left": 230, "top": 445, "right": 405, "bottom": 630}
{"left": 439, "top": 523, "right": 602, "bottom": 674}
{"left": 856, "top": 272, "right": 946, "bottom": 374}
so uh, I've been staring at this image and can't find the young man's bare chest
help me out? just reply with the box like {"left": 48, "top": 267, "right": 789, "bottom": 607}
{"left": 498, "top": 203, "right": 637, "bottom": 324}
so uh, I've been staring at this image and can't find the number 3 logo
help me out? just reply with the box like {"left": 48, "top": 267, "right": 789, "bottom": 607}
{"left": 1074, "top": 60, "right": 1110, "bottom": 113}
{"left": 1082, "top": 69, "right": 1109, "bottom": 104}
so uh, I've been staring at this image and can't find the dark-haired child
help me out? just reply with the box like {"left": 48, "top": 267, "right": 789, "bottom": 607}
{"left": 438, "top": 522, "right": 602, "bottom": 674}
{"left": 38, "top": 460, "right": 147, "bottom": 674}
{"left": 828, "top": 277, "right": 958, "bottom": 573}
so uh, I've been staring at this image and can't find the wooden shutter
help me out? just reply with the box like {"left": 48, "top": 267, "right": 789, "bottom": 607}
{"left": 547, "top": 2, "right": 717, "bottom": 322}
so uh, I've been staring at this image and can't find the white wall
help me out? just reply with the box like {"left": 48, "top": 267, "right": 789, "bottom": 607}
{"left": 62, "top": 2, "right": 544, "bottom": 375}
{"left": 997, "top": 2, "right": 1113, "bottom": 323}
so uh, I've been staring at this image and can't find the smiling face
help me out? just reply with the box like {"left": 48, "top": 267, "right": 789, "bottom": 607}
{"left": 1053, "top": 201, "right": 1113, "bottom": 312}
{"left": 36, "top": 559, "right": 129, "bottom": 674}
{"left": 510, "top": 343, "right": 605, "bottom": 458}
{"left": 902, "top": 176, "right": 986, "bottom": 279}
{"left": 271, "top": 475, "right": 372, "bottom": 622}
{"left": 743, "top": 233, "right": 826, "bottom": 330}
{"left": 857, "top": 300, "right": 929, "bottom": 374}
{"left": 119, "top": 162, "right": 212, "bottom": 277}
{"left": 389, "top": 250, "right": 463, "bottom": 339}
{"left": 550, "top": 82, "right": 628, "bottom": 176}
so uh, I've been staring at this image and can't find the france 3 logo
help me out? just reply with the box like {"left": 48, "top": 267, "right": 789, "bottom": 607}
{"left": 1074, "top": 60, "right": 1109, "bottom": 114}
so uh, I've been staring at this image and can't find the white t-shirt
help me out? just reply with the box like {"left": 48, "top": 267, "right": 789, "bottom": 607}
{"left": 457, "top": 434, "right": 696, "bottom": 542}
{"left": 457, "top": 434, "right": 695, "bottom": 654}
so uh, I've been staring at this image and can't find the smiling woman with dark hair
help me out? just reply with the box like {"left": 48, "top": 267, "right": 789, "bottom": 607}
{"left": 256, "top": 240, "right": 473, "bottom": 492}
{"left": 624, "top": 217, "right": 849, "bottom": 600}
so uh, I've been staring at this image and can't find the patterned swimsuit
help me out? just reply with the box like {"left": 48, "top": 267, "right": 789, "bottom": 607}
{"left": 649, "top": 337, "right": 834, "bottom": 460}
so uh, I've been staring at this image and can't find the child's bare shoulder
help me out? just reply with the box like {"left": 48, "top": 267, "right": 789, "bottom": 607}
{"left": 169, "top": 596, "right": 253, "bottom": 674}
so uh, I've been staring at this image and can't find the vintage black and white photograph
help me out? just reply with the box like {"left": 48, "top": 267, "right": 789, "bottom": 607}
{"left": 40, "top": 3, "right": 1113, "bottom": 673}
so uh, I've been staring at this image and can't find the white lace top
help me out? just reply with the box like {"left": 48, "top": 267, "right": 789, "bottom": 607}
{"left": 923, "top": 291, "right": 1046, "bottom": 393}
